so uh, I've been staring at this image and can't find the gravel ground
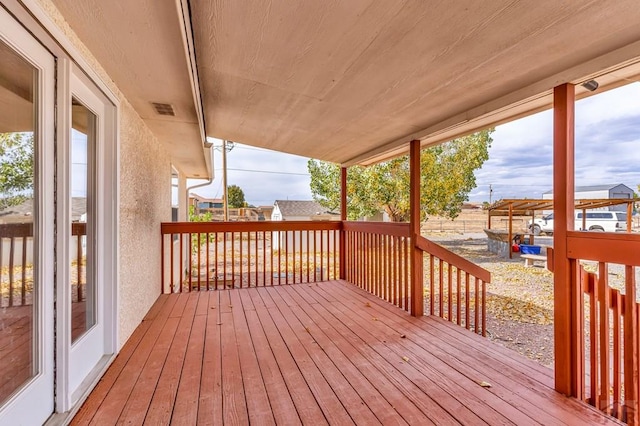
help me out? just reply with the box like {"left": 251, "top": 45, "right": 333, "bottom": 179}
{"left": 425, "top": 232, "right": 556, "bottom": 368}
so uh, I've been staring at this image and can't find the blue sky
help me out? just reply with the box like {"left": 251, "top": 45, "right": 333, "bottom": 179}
{"left": 191, "top": 82, "right": 640, "bottom": 206}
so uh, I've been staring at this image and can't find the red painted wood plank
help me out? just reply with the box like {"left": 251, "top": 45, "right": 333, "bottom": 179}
{"left": 71, "top": 295, "right": 173, "bottom": 425}
{"left": 237, "top": 289, "right": 301, "bottom": 425}
{"left": 219, "top": 290, "right": 250, "bottom": 424}
{"left": 143, "top": 293, "right": 202, "bottom": 425}
{"left": 196, "top": 291, "right": 223, "bottom": 425}
{"left": 170, "top": 311, "right": 207, "bottom": 424}
{"left": 246, "top": 288, "right": 328, "bottom": 424}
{"left": 254, "top": 287, "right": 353, "bottom": 425}
{"left": 279, "top": 285, "right": 414, "bottom": 425}
{"left": 291, "top": 284, "right": 452, "bottom": 424}
{"left": 329, "top": 281, "right": 617, "bottom": 425}
{"left": 118, "top": 293, "right": 198, "bottom": 422}
{"left": 305, "top": 284, "right": 489, "bottom": 425}
{"left": 87, "top": 297, "right": 183, "bottom": 425}
{"left": 228, "top": 289, "right": 276, "bottom": 425}
{"left": 263, "top": 286, "right": 379, "bottom": 424}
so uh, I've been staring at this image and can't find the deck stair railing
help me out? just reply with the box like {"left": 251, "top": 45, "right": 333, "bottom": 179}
{"left": 416, "top": 236, "right": 489, "bottom": 336}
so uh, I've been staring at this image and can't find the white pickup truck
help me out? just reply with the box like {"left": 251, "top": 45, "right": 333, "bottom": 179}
{"left": 528, "top": 211, "right": 628, "bottom": 235}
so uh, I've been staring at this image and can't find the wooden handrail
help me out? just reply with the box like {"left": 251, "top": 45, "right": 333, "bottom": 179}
{"left": 162, "top": 220, "right": 341, "bottom": 234}
{"left": 567, "top": 231, "right": 640, "bottom": 266}
{"left": 415, "top": 235, "right": 491, "bottom": 283}
{"left": 342, "top": 221, "right": 410, "bottom": 237}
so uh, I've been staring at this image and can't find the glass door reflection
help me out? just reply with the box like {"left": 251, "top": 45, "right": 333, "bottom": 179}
{"left": 71, "top": 98, "right": 96, "bottom": 343}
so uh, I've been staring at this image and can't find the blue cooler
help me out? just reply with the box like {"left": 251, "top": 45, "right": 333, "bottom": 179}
{"left": 520, "top": 245, "right": 541, "bottom": 255}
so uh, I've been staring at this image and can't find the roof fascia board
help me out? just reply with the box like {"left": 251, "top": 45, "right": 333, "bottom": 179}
{"left": 175, "top": 0, "right": 212, "bottom": 179}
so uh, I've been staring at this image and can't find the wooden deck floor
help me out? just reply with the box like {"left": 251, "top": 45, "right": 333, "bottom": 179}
{"left": 72, "top": 280, "right": 618, "bottom": 425}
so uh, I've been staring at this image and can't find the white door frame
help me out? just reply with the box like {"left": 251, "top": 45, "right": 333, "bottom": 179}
{"left": 56, "top": 63, "right": 119, "bottom": 411}
{"left": 0, "top": 6, "right": 55, "bottom": 425}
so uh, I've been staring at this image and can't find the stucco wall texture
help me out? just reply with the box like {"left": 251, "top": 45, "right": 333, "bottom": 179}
{"left": 37, "top": 0, "right": 172, "bottom": 348}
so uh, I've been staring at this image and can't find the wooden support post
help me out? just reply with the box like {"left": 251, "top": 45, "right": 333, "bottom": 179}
{"left": 487, "top": 209, "right": 492, "bottom": 230}
{"left": 553, "top": 83, "right": 582, "bottom": 398}
{"left": 508, "top": 204, "right": 513, "bottom": 259}
{"left": 339, "top": 167, "right": 347, "bottom": 280}
{"left": 627, "top": 202, "right": 633, "bottom": 233}
{"left": 410, "top": 140, "right": 424, "bottom": 317}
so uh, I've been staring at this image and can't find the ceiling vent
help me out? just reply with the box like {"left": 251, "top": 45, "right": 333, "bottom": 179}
{"left": 152, "top": 102, "right": 175, "bottom": 116}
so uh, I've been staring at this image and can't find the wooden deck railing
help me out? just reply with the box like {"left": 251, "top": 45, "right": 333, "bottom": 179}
{"left": 550, "top": 232, "right": 640, "bottom": 423}
{"left": 416, "top": 236, "right": 489, "bottom": 336}
{"left": 161, "top": 220, "right": 489, "bottom": 334}
{"left": 0, "top": 222, "right": 86, "bottom": 307}
{"left": 341, "top": 222, "right": 489, "bottom": 332}
{"left": 160, "top": 221, "right": 341, "bottom": 293}
{"left": 343, "top": 222, "right": 411, "bottom": 311}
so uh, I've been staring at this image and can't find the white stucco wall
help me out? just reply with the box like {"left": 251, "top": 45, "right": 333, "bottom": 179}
{"left": 36, "top": 0, "right": 172, "bottom": 348}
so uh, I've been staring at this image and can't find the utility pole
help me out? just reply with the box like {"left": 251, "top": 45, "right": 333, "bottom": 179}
{"left": 489, "top": 184, "right": 493, "bottom": 204}
{"left": 222, "top": 139, "right": 229, "bottom": 221}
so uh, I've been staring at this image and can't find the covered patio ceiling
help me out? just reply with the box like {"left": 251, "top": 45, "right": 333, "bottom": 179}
{"left": 50, "top": 0, "right": 640, "bottom": 170}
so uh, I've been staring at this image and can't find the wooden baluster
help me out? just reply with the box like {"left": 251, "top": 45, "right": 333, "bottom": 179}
{"left": 179, "top": 233, "right": 184, "bottom": 293}
{"left": 215, "top": 232, "right": 219, "bottom": 290}
{"left": 447, "top": 264, "right": 452, "bottom": 321}
{"left": 475, "top": 277, "right": 480, "bottom": 334}
{"left": 197, "top": 232, "right": 201, "bottom": 291}
{"left": 587, "top": 271, "right": 597, "bottom": 407}
{"left": 232, "top": 231, "right": 236, "bottom": 288}
{"left": 320, "top": 229, "right": 324, "bottom": 282}
{"left": 439, "top": 259, "right": 444, "bottom": 318}
{"left": 306, "top": 230, "right": 310, "bottom": 284}
{"left": 456, "top": 268, "right": 461, "bottom": 326}
{"left": 254, "top": 231, "right": 258, "bottom": 286}
{"left": 77, "top": 232, "right": 83, "bottom": 301}
{"left": 271, "top": 231, "right": 275, "bottom": 285}
{"left": 429, "top": 255, "right": 435, "bottom": 316}
{"left": 465, "top": 272, "right": 470, "bottom": 330}
{"left": 263, "top": 231, "right": 267, "bottom": 286}
{"left": 223, "top": 232, "right": 227, "bottom": 289}
{"left": 205, "top": 233, "right": 210, "bottom": 290}
{"left": 285, "top": 230, "right": 289, "bottom": 285}
{"left": 246, "top": 232, "right": 250, "bottom": 287}
{"left": 292, "top": 230, "right": 296, "bottom": 284}
{"left": 403, "top": 237, "right": 409, "bottom": 311}
{"left": 613, "top": 290, "right": 621, "bottom": 420}
{"left": 239, "top": 232, "right": 243, "bottom": 288}
{"left": 482, "top": 280, "right": 486, "bottom": 337}
{"left": 169, "top": 233, "right": 175, "bottom": 293}
{"left": 331, "top": 229, "right": 341, "bottom": 280}
{"left": 598, "top": 262, "right": 610, "bottom": 413}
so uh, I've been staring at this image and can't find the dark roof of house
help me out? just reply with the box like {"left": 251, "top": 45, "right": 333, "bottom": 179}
{"left": 543, "top": 184, "right": 633, "bottom": 195}
{"left": 0, "top": 197, "right": 86, "bottom": 222}
{"left": 274, "top": 200, "right": 338, "bottom": 217}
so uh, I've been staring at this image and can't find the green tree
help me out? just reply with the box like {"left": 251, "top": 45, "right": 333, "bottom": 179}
{"left": 308, "top": 129, "right": 493, "bottom": 222}
{"left": 0, "top": 132, "right": 34, "bottom": 210}
{"left": 227, "top": 184, "right": 247, "bottom": 208}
